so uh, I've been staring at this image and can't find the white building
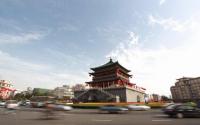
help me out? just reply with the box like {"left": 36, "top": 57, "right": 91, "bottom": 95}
{"left": 53, "top": 85, "right": 74, "bottom": 99}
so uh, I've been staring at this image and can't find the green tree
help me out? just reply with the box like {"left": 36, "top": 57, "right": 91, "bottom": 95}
{"left": 25, "top": 93, "right": 32, "bottom": 99}
{"left": 161, "top": 95, "right": 170, "bottom": 101}
{"left": 14, "top": 93, "right": 25, "bottom": 101}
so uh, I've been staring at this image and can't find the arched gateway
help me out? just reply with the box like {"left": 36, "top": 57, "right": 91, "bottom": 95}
{"left": 74, "top": 59, "right": 146, "bottom": 102}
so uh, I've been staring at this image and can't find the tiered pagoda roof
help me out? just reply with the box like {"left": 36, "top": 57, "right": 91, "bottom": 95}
{"left": 91, "top": 58, "right": 131, "bottom": 72}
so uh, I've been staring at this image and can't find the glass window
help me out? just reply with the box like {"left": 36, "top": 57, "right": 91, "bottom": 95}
{"left": 166, "top": 104, "right": 179, "bottom": 109}
{"left": 177, "top": 105, "right": 194, "bottom": 110}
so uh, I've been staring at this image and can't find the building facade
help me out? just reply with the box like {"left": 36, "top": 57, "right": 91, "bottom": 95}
{"left": 171, "top": 77, "right": 200, "bottom": 102}
{"left": 0, "top": 80, "right": 16, "bottom": 100}
{"left": 148, "top": 94, "right": 161, "bottom": 102}
{"left": 53, "top": 85, "right": 74, "bottom": 99}
{"left": 32, "top": 88, "right": 53, "bottom": 96}
{"left": 74, "top": 59, "right": 146, "bottom": 102}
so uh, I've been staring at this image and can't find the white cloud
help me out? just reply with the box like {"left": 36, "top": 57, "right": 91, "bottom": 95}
{"left": 0, "top": 50, "right": 88, "bottom": 91}
{"left": 106, "top": 26, "right": 200, "bottom": 95}
{"left": 0, "top": 32, "right": 44, "bottom": 44}
{"left": 0, "top": 50, "right": 49, "bottom": 71}
{"left": 148, "top": 15, "right": 197, "bottom": 32}
{"left": 128, "top": 31, "right": 139, "bottom": 45}
{"left": 159, "top": 0, "right": 166, "bottom": 5}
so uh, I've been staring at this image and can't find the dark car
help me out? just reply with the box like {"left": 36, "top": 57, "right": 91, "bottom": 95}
{"left": 31, "top": 102, "right": 46, "bottom": 108}
{"left": 163, "top": 104, "right": 200, "bottom": 118}
{"left": 99, "top": 105, "right": 128, "bottom": 114}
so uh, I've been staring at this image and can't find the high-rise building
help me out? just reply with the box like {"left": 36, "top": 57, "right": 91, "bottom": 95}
{"left": 170, "top": 77, "right": 200, "bottom": 102}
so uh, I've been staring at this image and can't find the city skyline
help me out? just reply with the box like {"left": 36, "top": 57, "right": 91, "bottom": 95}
{"left": 1, "top": 0, "right": 200, "bottom": 95}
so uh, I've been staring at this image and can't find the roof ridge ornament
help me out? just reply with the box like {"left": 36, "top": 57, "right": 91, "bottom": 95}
{"left": 109, "top": 57, "right": 113, "bottom": 62}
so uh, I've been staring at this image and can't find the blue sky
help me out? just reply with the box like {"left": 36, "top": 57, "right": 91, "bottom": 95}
{"left": 1, "top": 0, "right": 200, "bottom": 95}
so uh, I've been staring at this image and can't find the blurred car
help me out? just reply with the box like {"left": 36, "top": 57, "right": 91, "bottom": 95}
{"left": 99, "top": 105, "right": 128, "bottom": 113}
{"left": 5, "top": 100, "right": 19, "bottom": 109}
{"left": 19, "top": 100, "right": 31, "bottom": 106}
{"left": 162, "top": 103, "right": 175, "bottom": 108}
{"left": 55, "top": 105, "right": 73, "bottom": 111}
{"left": 127, "top": 105, "right": 151, "bottom": 111}
{"left": 31, "top": 102, "right": 46, "bottom": 108}
{"left": 30, "top": 96, "right": 55, "bottom": 108}
{"left": 163, "top": 104, "right": 200, "bottom": 118}
{"left": 0, "top": 101, "right": 6, "bottom": 107}
{"left": 46, "top": 104, "right": 73, "bottom": 111}
{"left": 162, "top": 103, "right": 181, "bottom": 113}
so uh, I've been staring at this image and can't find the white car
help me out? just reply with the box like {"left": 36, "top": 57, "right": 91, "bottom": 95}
{"left": 0, "top": 101, "right": 6, "bottom": 107}
{"left": 47, "top": 104, "right": 73, "bottom": 111}
{"left": 127, "top": 105, "right": 151, "bottom": 111}
{"left": 5, "top": 100, "right": 19, "bottom": 109}
{"left": 55, "top": 105, "right": 73, "bottom": 111}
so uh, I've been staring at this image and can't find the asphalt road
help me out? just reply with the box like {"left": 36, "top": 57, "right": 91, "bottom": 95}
{"left": 1, "top": 107, "right": 200, "bottom": 125}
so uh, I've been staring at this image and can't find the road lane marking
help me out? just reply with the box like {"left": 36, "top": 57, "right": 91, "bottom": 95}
{"left": 62, "top": 114, "right": 74, "bottom": 116}
{"left": 92, "top": 119, "right": 112, "bottom": 122}
{"left": 154, "top": 114, "right": 168, "bottom": 117}
{"left": 152, "top": 119, "right": 172, "bottom": 122}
